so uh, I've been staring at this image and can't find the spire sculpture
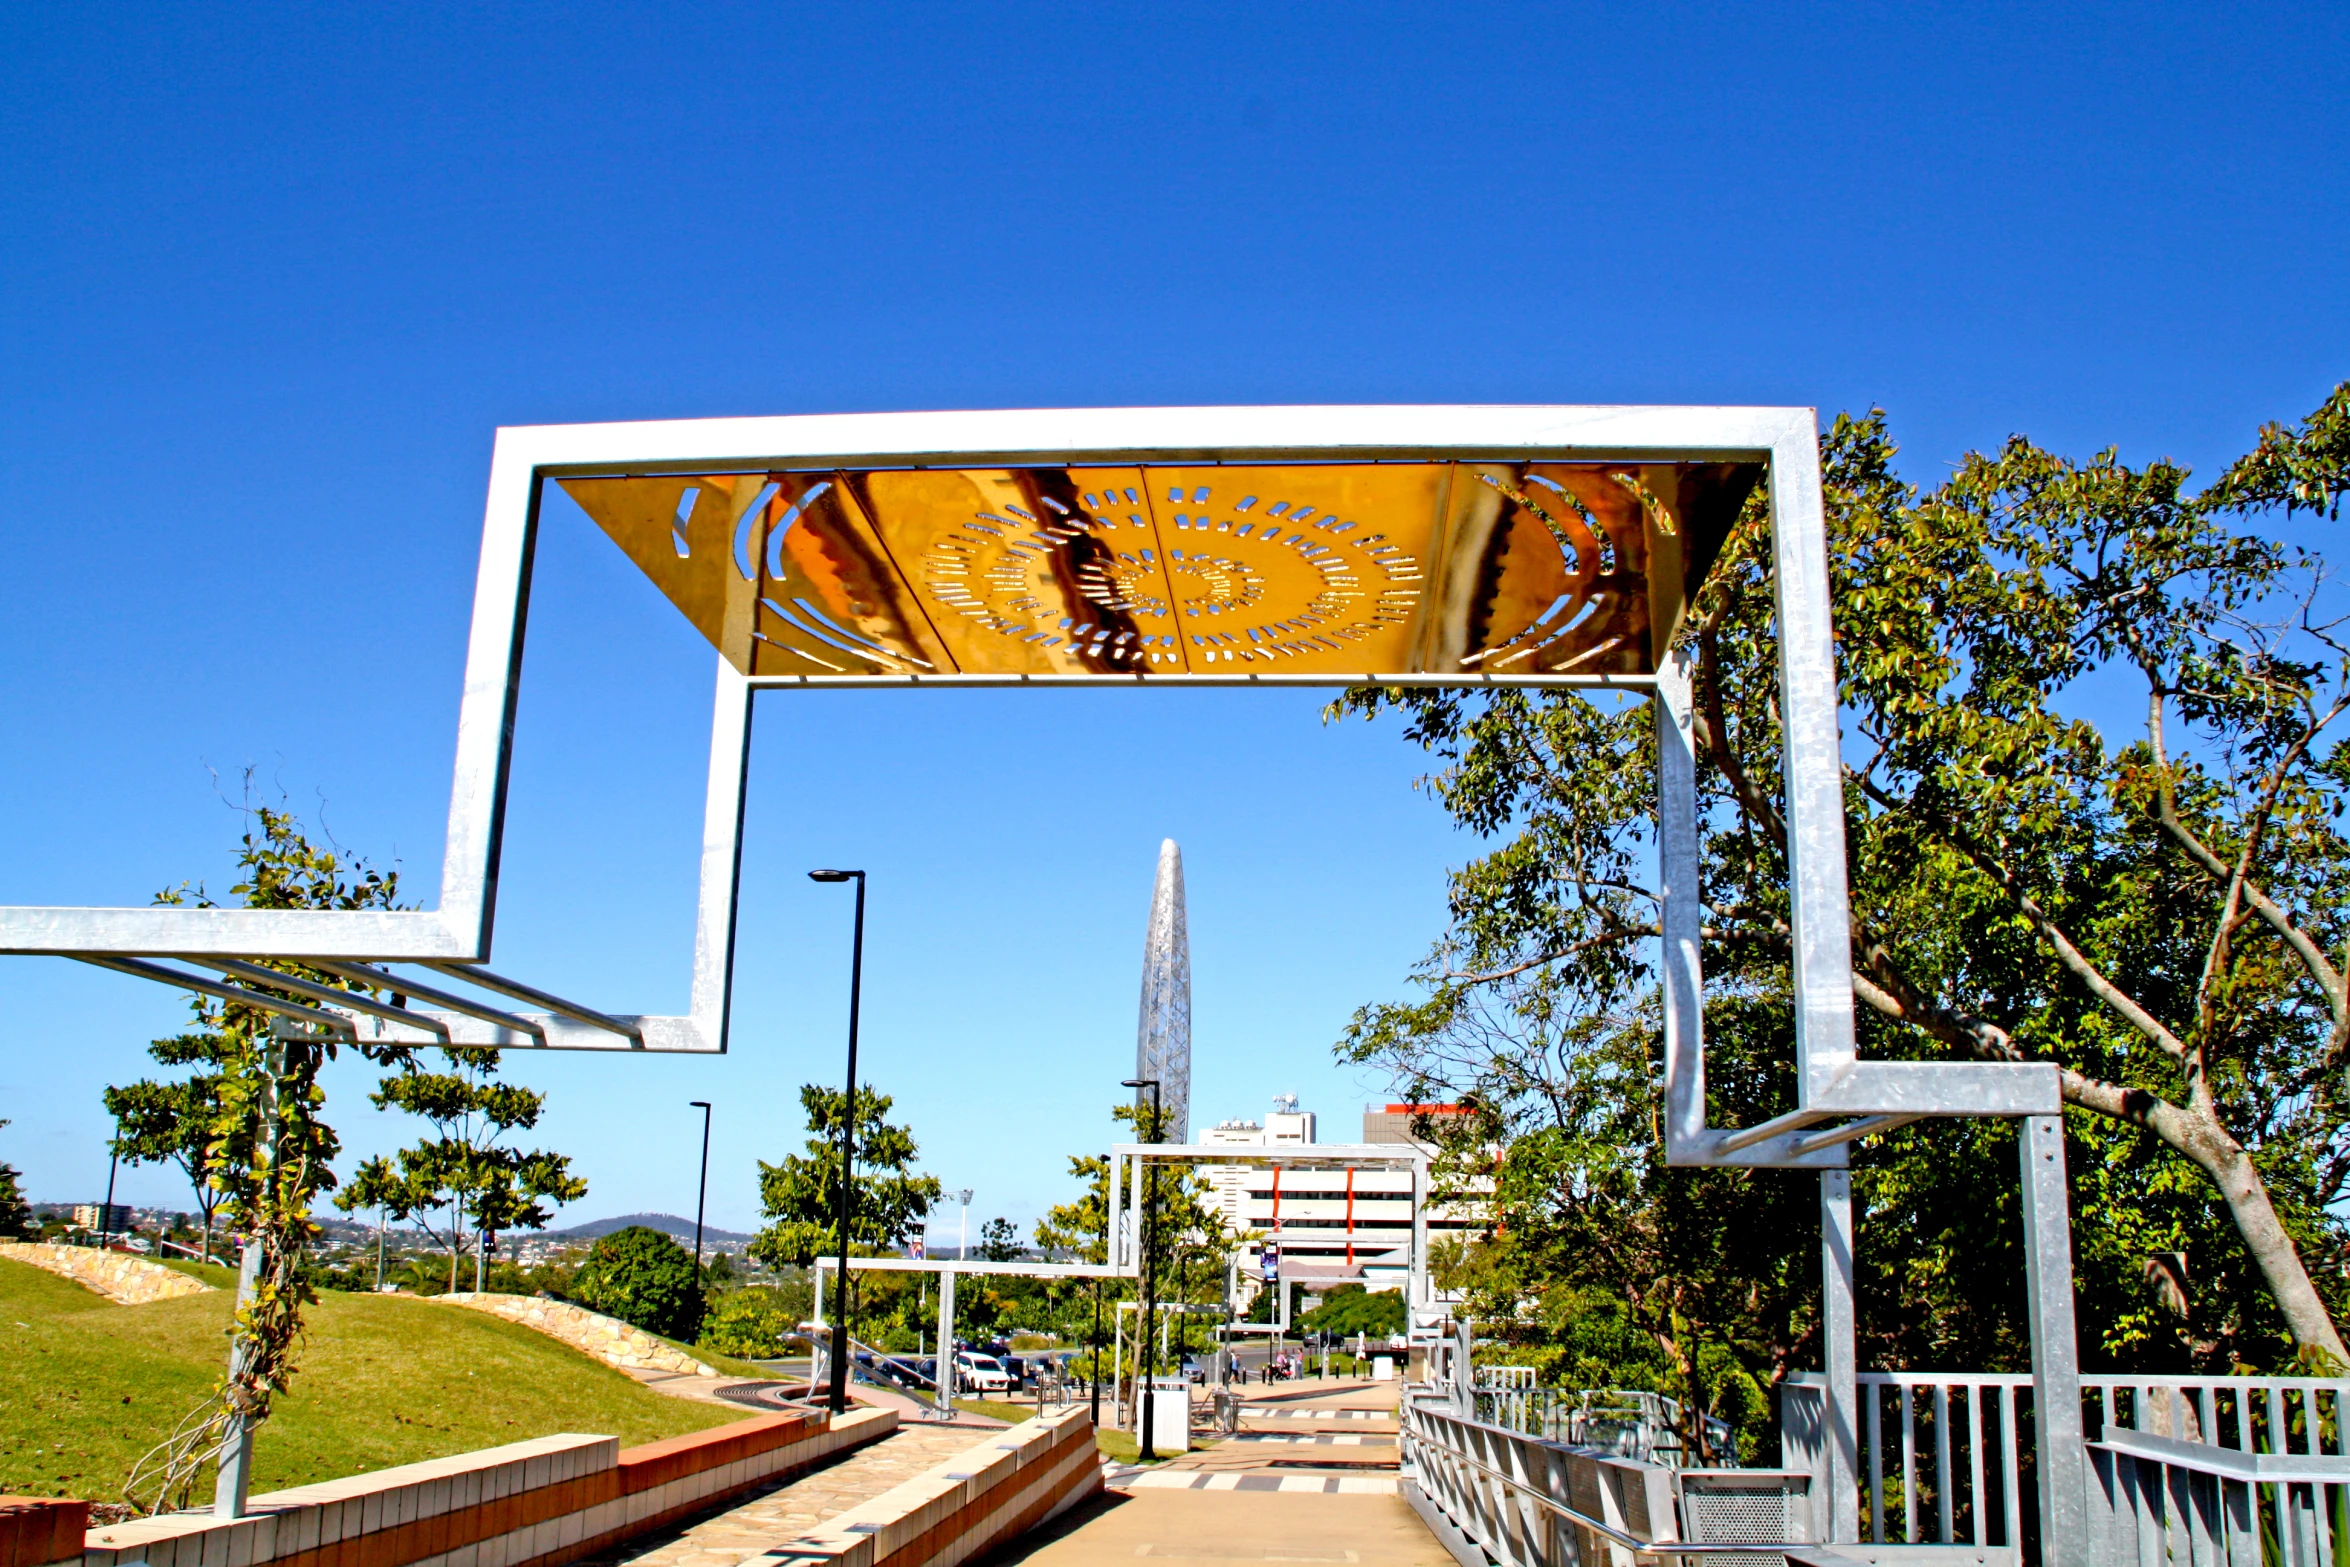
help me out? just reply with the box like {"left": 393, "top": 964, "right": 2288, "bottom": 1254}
{"left": 1133, "top": 838, "right": 1192, "bottom": 1144}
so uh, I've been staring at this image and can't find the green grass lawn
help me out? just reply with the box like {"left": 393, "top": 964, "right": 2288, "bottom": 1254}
{"left": 0, "top": 1259, "right": 743, "bottom": 1504}
{"left": 951, "top": 1398, "right": 1034, "bottom": 1426}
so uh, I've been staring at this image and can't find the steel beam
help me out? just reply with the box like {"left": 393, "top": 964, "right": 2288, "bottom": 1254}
{"left": 73, "top": 956, "right": 354, "bottom": 1033}
{"left": 2021, "top": 1114, "right": 2088, "bottom": 1562}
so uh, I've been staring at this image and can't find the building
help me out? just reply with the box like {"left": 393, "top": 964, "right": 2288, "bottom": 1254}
{"left": 1203, "top": 1098, "right": 1486, "bottom": 1295}
{"left": 72, "top": 1202, "right": 135, "bottom": 1234}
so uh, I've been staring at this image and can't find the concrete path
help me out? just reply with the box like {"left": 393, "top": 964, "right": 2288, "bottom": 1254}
{"left": 1031, "top": 1379, "right": 1443, "bottom": 1557}
{"left": 575, "top": 1424, "right": 982, "bottom": 1567}
{"left": 988, "top": 1490, "right": 1455, "bottom": 1566}
{"left": 1113, "top": 1379, "right": 1402, "bottom": 1495}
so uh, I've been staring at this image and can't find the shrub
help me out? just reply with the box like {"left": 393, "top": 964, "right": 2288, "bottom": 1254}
{"left": 700, "top": 1287, "right": 801, "bottom": 1358}
{"left": 571, "top": 1226, "right": 705, "bottom": 1341}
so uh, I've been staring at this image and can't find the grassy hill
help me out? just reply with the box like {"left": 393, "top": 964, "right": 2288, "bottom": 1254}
{"left": 0, "top": 1258, "right": 743, "bottom": 1503}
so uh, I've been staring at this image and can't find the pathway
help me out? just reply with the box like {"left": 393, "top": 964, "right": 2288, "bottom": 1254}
{"left": 1004, "top": 1380, "right": 1447, "bottom": 1564}
{"left": 574, "top": 1423, "right": 980, "bottom": 1567}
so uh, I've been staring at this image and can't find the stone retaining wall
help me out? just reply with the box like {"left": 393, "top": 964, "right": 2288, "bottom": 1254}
{"left": 0, "top": 1244, "right": 213, "bottom": 1305}
{"left": 79, "top": 1408, "right": 898, "bottom": 1567}
{"left": 429, "top": 1293, "right": 717, "bottom": 1377}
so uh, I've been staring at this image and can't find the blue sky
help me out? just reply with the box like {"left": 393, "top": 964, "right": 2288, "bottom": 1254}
{"left": 1, "top": 3, "right": 2343, "bottom": 1240}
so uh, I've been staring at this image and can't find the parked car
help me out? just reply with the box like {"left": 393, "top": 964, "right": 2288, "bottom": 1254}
{"left": 955, "top": 1351, "right": 1013, "bottom": 1393}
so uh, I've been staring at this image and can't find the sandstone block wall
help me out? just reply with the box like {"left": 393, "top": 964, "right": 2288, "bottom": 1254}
{"left": 0, "top": 1244, "right": 213, "bottom": 1305}
{"left": 429, "top": 1293, "right": 718, "bottom": 1377}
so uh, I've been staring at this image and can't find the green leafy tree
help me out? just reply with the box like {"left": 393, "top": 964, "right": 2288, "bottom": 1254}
{"left": 0, "top": 1121, "right": 33, "bottom": 1239}
{"left": 751, "top": 1084, "right": 942, "bottom": 1348}
{"left": 1298, "top": 1285, "right": 1407, "bottom": 1339}
{"left": 127, "top": 801, "right": 416, "bottom": 1513}
{"left": 977, "top": 1216, "right": 1022, "bottom": 1261}
{"left": 348, "top": 1047, "right": 586, "bottom": 1293}
{"left": 1336, "top": 385, "right": 2350, "bottom": 1382}
{"left": 573, "top": 1225, "right": 705, "bottom": 1340}
{"left": 700, "top": 1285, "right": 806, "bottom": 1357}
{"left": 1033, "top": 1101, "right": 1228, "bottom": 1377}
{"left": 102, "top": 1037, "right": 231, "bottom": 1260}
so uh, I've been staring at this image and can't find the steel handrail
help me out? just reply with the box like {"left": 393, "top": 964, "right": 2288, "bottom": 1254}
{"left": 1404, "top": 1401, "right": 1808, "bottom": 1559}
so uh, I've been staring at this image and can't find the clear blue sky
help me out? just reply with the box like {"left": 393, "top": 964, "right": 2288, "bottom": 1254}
{"left": 2, "top": 3, "right": 2342, "bottom": 1240}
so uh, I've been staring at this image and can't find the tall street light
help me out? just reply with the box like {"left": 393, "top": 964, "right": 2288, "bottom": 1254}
{"left": 956, "top": 1188, "right": 973, "bottom": 1260}
{"left": 809, "top": 868, "right": 866, "bottom": 1416}
{"left": 1122, "top": 1076, "right": 1161, "bottom": 1460}
{"left": 688, "top": 1101, "right": 713, "bottom": 1289}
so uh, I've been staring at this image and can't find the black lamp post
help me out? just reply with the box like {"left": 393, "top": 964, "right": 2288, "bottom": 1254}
{"left": 689, "top": 1101, "right": 713, "bottom": 1288}
{"left": 99, "top": 1143, "right": 119, "bottom": 1252}
{"left": 1090, "top": 1274, "right": 1104, "bottom": 1425}
{"left": 1122, "top": 1076, "right": 1161, "bottom": 1460}
{"left": 810, "top": 868, "right": 867, "bottom": 1416}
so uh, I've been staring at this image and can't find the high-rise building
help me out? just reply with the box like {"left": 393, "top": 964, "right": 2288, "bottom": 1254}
{"left": 1133, "top": 838, "right": 1191, "bottom": 1143}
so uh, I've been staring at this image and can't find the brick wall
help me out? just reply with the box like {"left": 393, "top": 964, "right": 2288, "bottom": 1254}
{"left": 1, "top": 1497, "right": 89, "bottom": 1567}
{"left": 79, "top": 1408, "right": 897, "bottom": 1567}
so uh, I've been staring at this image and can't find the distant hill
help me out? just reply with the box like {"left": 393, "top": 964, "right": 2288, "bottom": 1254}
{"left": 541, "top": 1212, "right": 754, "bottom": 1245}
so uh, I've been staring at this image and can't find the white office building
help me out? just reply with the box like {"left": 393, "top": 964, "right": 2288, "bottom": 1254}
{"left": 1203, "top": 1098, "right": 1484, "bottom": 1292}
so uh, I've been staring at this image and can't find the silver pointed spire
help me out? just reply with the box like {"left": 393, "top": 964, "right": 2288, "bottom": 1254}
{"left": 1133, "top": 838, "right": 1192, "bottom": 1143}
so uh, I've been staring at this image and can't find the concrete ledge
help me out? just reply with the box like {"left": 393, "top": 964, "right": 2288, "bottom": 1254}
{"left": 756, "top": 1410, "right": 1103, "bottom": 1567}
{"left": 78, "top": 1410, "right": 901, "bottom": 1567}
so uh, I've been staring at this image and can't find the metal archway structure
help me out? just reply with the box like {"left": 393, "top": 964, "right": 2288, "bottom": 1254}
{"left": 0, "top": 405, "right": 2083, "bottom": 1550}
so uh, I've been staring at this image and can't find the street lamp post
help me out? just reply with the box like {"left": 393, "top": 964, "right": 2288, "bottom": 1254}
{"left": 98, "top": 1144, "right": 119, "bottom": 1251}
{"left": 956, "top": 1188, "right": 972, "bottom": 1260}
{"left": 689, "top": 1101, "right": 713, "bottom": 1289}
{"left": 1122, "top": 1076, "right": 1161, "bottom": 1460}
{"left": 809, "top": 868, "right": 867, "bottom": 1417}
{"left": 1090, "top": 1275, "right": 1104, "bottom": 1425}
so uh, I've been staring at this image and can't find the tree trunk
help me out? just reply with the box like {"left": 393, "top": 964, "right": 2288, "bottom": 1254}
{"left": 2063, "top": 1070, "right": 2348, "bottom": 1362}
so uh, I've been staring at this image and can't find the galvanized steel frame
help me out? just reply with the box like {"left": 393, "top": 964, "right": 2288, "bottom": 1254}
{"left": 2, "top": 403, "right": 2097, "bottom": 1552}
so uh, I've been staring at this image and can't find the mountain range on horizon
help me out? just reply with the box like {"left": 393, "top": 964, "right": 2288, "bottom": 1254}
{"left": 541, "top": 1211, "right": 756, "bottom": 1245}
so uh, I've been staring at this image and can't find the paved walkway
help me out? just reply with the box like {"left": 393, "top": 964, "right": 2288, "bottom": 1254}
{"left": 989, "top": 1490, "right": 1453, "bottom": 1566}
{"left": 1031, "top": 1380, "right": 1442, "bottom": 1558}
{"left": 1112, "top": 1380, "right": 1403, "bottom": 1495}
{"left": 576, "top": 1424, "right": 982, "bottom": 1567}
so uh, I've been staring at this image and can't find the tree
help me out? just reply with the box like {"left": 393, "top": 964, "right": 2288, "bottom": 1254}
{"left": 977, "top": 1217, "right": 1023, "bottom": 1261}
{"left": 102, "top": 1035, "right": 231, "bottom": 1260}
{"left": 0, "top": 1121, "right": 33, "bottom": 1239}
{"left": 1033, "top": 1100, "right": 1229, "bottom": 1377}
{"left": 1298, "top": 1284, "right": 1407, "bottom": 1339}
{"left": 573, "top": 1225, "right": 705, "bottom": 1341}
{"left": 751, "top": 1084, "right": 942, "bottom": 1346}
{"left": 1336, "top": 385, "right": 2350, "bottom": 1373}
{"left": 348, "top": 1047, "right": 586, "bottom": 1293}
{"left": 126, "top": 801, "right": 417, "bottom": 1514}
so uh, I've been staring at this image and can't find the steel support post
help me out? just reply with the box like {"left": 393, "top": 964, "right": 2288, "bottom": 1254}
{"left": 212, "top": 1236, "right": 263, "bottom": 1517}
{"left": 215, "top": 1040, "right": 280, "bottom": 1519}
{"left": 933, "top": 1268, "right": 957, "bottom": 1417}
{"left": 1820, "top": 1169, "right": 1859, "bottom": 1543}
{"left": 2020, "top": 1114, "right": 2088, "bottom": 1561}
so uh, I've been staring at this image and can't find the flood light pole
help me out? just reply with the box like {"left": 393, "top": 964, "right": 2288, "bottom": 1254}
{"left": 1123, "top": 1076, "right": 1161, "bottom": 1460}
{"left": 689, "top": 1100, "right": 712, "bottom": 1288}
{"left": 810, "top": 868, "right": 866, "bottom": 1416}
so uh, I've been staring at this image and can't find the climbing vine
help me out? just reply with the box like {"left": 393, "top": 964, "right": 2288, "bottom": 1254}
{"left": 126, "top": 802, "right": 415, "bottom": 1513}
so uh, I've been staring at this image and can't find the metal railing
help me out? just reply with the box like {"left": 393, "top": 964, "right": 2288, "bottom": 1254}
{"left": 2089, "top": 1426, "right": 2350, "bottom": 1565}
{"left": 1401, "top": 1390, "right": 1813, "bottom": 1564}
{"left": 1780, "top": 1370, "right": 2350, "bottom": 1558}
{"left": 1474, "top": 1383, "right": 1737, "bottom": 1470}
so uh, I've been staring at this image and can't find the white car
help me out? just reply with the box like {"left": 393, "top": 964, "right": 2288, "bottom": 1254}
{"left": 955, "top": 1352, "right": 1013, "bottom": 1394}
